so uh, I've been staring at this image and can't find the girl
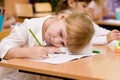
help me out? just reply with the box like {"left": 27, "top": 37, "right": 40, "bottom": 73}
{"left": 103, "top": 0, "right": 120, "bottom": 19}
{"left": 0, "top": 12, "right": 94, "bottom": 80}
{"left": 56, "top": 0, "right": 92, "bottom": 15}
{"left": 88, "top": 0, "right": 109, "bottom": 21}
{"left": 55, "top": 0, "right": 120, "bottom": 45}
{"left": 3, "top": 13, "right": 16, "bottom": 28}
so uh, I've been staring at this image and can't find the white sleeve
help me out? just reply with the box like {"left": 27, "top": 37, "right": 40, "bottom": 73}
{"left": 92, "top": 22, "right": 110, "bottom": 45}
{"left": 0, "top": 20, "right": 28, "bottom": 59}
{"left": 88, "top": 1, "right": 96, "bottom": 9}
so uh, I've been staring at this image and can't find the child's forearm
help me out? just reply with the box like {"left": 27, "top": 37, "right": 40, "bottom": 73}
{"left": 4, "top": 47, "right": 33, "bottom": 60}
{"left": 4, "top": 46, "right": 61, "bottom": 60}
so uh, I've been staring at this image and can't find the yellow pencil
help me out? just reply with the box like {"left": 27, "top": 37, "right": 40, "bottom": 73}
{"left": 29, "top": 29, "right": 42, "bottom": 46}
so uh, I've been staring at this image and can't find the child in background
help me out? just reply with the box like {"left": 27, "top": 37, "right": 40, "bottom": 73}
{"left": 56, "top": 0, "right": 120, "bottom": 45}
{"left": 0, "top": 7, "right": 16, "bottom": 28}
{"left": 88, "top": 0, "right": 109, "bottom": 21}
{"left": 0, "top": 12, "right": 94, "bottom": 80}
{"left": 103, "top": 0, "right": 120, "bottom": 19}
{"left": 3, "top": 12, "right": 16, "bottom": 28}
{"left": 56, "top": 0, "right": 91, "bottom": 15}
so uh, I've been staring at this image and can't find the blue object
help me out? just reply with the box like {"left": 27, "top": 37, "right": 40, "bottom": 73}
{"left": 116, "top": 11, "right": 120, "bottom": 20}
{"left": 0, "top": 15, "right": 4, "bottom": 32}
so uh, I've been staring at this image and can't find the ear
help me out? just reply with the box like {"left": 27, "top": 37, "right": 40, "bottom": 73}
{"left": 68, "top": 0, "right": 76, "bottom": 8}
{"left": 58, "top": 13, "right": 68, "bottom": 20}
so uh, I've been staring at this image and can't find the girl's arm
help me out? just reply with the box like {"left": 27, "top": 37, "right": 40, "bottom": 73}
{"left": 92, "top": 22, "right": 120, "bottom": 45}
{"left": 3, "top": 13, "right": 16, "bottom": 28}
{"left": 4, "top": 46, "right": 61, "bottom": 60}
{"left": 91, "top": 22, "right": 110, "bottom": 45}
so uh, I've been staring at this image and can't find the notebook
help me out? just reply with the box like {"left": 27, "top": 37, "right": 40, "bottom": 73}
{"left": 30, "top": 53, "right": 94, "bottom": 64}
{"left": 28, "top": 44, "right": 94, "bottom": 64}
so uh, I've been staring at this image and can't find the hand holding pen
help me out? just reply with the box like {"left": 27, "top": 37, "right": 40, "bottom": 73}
{"left": 107, "top": 29, "right": 120, "bottom": 43}
{"left": 29, "top": 29, "right": 62, "bottom": 59}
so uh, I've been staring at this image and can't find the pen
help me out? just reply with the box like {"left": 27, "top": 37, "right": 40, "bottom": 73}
{"left": 29, "top": 29, "right": 42, "bottom": 46}
{"left": 92, "top": 50, "right": 100, "bottom": 54}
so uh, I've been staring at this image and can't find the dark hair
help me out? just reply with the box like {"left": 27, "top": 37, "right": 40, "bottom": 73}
{"left": 55, "top": 0, "right": 92, "bottom": 14}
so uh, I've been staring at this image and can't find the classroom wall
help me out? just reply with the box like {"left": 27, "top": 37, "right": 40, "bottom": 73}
{"left": 4, "top": 0, "right": 29, "bottom": 16}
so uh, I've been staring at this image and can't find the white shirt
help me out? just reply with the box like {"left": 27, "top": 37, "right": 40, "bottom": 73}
{"left": 0, "top": 16, "right": 51, "bottom": 59}
{"left": 92, "top": 22, "right": 110, "bottom": 45}
{"left": 0, "top": 15, "right": 64, "bottom": 80}
{"left": 89, "top": 1, "right": 103, "bottom": 15}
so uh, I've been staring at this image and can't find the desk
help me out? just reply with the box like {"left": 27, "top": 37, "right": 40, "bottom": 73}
{"left": 0, "top": 46, "right": 120, "bottom": 80}
{"left": 96, "top": 20, "right": 120, "bottom": 30}
{"left": 0, "top": 28, "right": 11, "bottom": 40}
{"left": 96, "top": 20, "right": 120, "bottom": 27}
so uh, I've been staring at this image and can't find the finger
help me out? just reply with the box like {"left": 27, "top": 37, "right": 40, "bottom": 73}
{"left": 38, "top": 55, "right": 48, "bottom": 60}
{"left": 42, "top": 52, "right": 49, "bottom": 56}
{"left": 112, "top": 29, "right": 119, "bottom": 32}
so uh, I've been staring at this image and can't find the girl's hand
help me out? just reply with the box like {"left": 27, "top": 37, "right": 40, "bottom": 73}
{"left": 5, "top": 46, "right": 63, "bottom": 60}
{"left": 27, "top": 47, "right": 48, "bottom": 60}
{"left": 3, "top": 21, "right": 11, "bottom": 28}
{"left": 27, "top": 46, "right": 62, "bottom": 60}
{"left": 107, "top": 29, "right": 120, "bottom": 43}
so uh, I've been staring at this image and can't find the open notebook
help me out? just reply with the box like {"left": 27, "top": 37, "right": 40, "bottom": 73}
{"left": 30, "top": 53, "right": 94, "bottom": 64}
{"left": 28, "top": 44, "right": 94, "bottom": 64}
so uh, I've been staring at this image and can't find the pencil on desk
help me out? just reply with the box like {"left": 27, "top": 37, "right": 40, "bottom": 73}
{"left": 29, "top": 29, "right": 42, "bottom": 46}
{"left": 92, "top": 50, "right": 100, "bottom": 54}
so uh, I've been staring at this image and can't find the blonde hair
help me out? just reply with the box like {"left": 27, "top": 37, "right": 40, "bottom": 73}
{"left": 65, "top": 12, "right": 94, "bottom": 54}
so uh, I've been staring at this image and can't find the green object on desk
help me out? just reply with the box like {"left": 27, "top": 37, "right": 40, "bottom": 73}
{"left": 117, "top": 40, "right": 120, "bottom": 49}
{"left": 29, "top": 29, "right": 42, "bottom": 46}
{"left": 118, "top": 40, "right": 120, "bottom": 46}
{"left": 92, "top": 50, "right": 100, "bottom": 54}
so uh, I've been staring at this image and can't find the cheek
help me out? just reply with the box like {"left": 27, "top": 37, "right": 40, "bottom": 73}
{"left": 76, "top": 5, "right": 85, "bottom": 12}
{"left": 78, "top": 7, "right": 85, "bottom": 12}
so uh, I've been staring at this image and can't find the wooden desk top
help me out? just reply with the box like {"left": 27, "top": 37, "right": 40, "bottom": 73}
{"left": 0, "top": 28, "right": 11, "bottom": 40}
{"left": 96, "top": 20, "right": 120, "bottom": 27}
{"left": 0, "top": 46, "right": 120, "bottom": 80}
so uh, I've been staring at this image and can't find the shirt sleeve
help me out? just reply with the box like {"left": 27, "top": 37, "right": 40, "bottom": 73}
{"left": 88, "top": 1, "right": 96, "bottom": 9}
{"left": 91, "top": 22, "right": 110, "bottom": 45}
{"left": 0, "top": 20, "right": 28, "bottom": 59}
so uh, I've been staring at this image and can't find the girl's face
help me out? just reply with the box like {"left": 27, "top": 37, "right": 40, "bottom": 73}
{"left": 75, "top": 2, "right": 89, "bottom": 12}
{"left": 44, "top": 19, "right": 67, "bottom": 47}
{"left": 68, "top": 0, "right": 89, "bottom": 13}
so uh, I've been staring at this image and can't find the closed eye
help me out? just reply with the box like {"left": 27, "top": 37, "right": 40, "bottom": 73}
{"left": 61, "top": 42, "right": 65, "bottom": 46}
{"left": 83, "top": 5, "right": 87, "bottom": 8}
{"left": 60, "top": 32, "right": 63, "bottom": 38}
